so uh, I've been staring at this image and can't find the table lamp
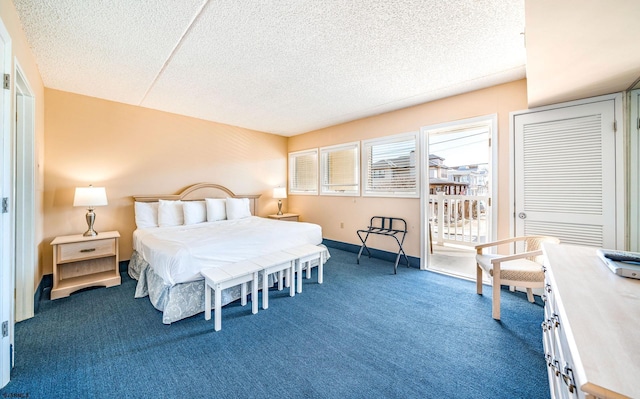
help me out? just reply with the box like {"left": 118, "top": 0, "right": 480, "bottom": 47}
{"left": 74, "top": 185, "right": 108, "bottom": 236}
{"left": 273, "top": 187, "right": 287, "bottom": 215}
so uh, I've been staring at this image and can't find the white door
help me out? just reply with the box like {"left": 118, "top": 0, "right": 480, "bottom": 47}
{"left": 420, "top": 114, "right": 498, "bottom": 271}
{"left": 513, "top": 96, "right": 619, "bottom": 248}
{"left": 0, "top": 18, "right": 12, "bottom": 389}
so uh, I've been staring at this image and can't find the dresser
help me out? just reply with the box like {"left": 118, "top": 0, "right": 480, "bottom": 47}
{"left": 542, "top": 243, "right": 640, "bottom": 399}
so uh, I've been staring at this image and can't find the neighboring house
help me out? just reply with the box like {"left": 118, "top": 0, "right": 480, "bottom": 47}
{"left": 428, "top": 154, "right": 449, "bottom": 180}
{"left": 428, "top": 154, "right": 488, "bottom": 196}
{"left": 428, "top": 154, "right": 469, "bottom": 195}
{"left": 448, "top": 165, "right": 488, "bottom": 196}
{"left": 370, "top": 151, "right": 416, "bottom": 190}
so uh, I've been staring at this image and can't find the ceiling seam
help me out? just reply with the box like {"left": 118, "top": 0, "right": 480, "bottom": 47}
{"left": 138, "top": 0, "right": 211, "bottom": 106}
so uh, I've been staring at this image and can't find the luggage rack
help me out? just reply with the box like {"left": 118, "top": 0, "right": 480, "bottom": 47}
{"left": 356, "top": 216, "right": 410, "bottom": 274}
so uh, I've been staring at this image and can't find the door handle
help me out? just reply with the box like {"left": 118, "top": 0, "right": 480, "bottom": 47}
{"left": 518, "top": 212, "right": 526, "bottom": 219}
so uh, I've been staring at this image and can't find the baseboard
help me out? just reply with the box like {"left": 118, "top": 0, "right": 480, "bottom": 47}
{"left": 34, "top": 274, "right": 52, "bottom": 312}
{"left": 322, "top": 238, "right": 419, "bottom": 268}
{"left": 119, "top": 260, "right": 129, "bottom": 273}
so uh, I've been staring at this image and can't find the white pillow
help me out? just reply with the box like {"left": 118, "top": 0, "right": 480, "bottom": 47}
{"left": 183, "top": 201, "right": 207, "bottom": 225}
{"left": 205, "top": 198, "right": 227, "bottom": 221}
{"left": 225, "top": 198, "right": 251, "bottom": 220}
{"left": 134, "top": 201, "right": 159, "bottom": 229}
{"left": 158, "top": 199, "right": 184, "bottom": 227}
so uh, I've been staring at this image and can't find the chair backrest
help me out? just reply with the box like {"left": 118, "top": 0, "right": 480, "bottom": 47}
{"left": 525, "top": 236, "right": 560, "bottom": 263}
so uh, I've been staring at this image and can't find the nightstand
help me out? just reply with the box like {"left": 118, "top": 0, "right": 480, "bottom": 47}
{"left": 50, "top": 231, "right": 121, "bottom": 299}
{"left": 268, "top": 213, "right": 299, "bottom": 222}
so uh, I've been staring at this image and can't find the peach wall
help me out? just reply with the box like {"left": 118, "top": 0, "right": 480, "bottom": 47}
{"left": 43, "top": 89, "right": 287, "bottom": 273}
{"left": 0, "top": 0, "right": 46, "bottom": 290}
{"left": 288, "top": 80, "right": 528, "bottom": 258}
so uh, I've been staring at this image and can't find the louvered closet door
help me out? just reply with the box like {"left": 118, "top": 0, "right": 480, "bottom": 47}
{"left": 514, "top": 99, "right": 616, "bottom": 248}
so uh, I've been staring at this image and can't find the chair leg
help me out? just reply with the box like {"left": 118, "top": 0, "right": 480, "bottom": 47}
{"left": 476, "top": 264, "right": 483, "bottom": 295}
{"left": 492, "top": 265, "right": 501, "bottom": 320}
{"left": 526, "top": 288, "right": 535, "bottom": 303}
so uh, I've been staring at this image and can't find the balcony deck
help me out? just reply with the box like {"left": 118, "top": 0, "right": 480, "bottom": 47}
{"left": 428, "top": 243, "right": 479, "bottom": 282}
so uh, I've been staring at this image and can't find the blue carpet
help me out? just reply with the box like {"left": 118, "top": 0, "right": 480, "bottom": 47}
{"left": 1, "top": 247, "right": 549, "bottom": 399}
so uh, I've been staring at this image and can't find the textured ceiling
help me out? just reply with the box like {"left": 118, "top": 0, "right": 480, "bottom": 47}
{"left": 13, "top": 0, "right": 526, "bottom": 136}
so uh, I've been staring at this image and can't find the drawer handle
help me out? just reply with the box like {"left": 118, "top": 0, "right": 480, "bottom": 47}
{"left": 562, "top": 365, "right": 576, "bottom": 393}
{"left": 80, "top": 248, "right": 96, "bottom": 253}
{"left": 552, "top": 313, "right": 560, "bottom": 328}
{"left": 553, "top": 359, "right": 561, "bottom": 376}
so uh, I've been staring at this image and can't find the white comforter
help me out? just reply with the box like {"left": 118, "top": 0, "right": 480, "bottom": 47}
{"left": 133, "top": 216, "right": 322, "bottom": 286}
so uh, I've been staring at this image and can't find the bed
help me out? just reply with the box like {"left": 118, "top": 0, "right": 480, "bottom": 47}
{"left": 128, "top": 183, "right": 327, "bottom": 324}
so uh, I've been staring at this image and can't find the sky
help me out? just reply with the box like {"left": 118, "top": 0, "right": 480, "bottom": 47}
{"left": 428, "top": 129, "right": 489, "bottom": 168}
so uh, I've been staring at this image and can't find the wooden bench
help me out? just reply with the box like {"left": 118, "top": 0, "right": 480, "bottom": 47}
{"left": 284, "top": 244, "right": 326, "bottom": 293}
{"left": 202, "top": 261, "right": 262, "bottom": 331}
{"left": 249, "top": 251, "right": 298, "bottom": 310}
{"left": 202, "top": 245, "right": 326, "bottom": 330}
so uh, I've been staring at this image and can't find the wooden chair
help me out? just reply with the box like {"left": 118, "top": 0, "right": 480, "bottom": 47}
{"left": 475, "top": 235, "right": 560, "bottom": 320}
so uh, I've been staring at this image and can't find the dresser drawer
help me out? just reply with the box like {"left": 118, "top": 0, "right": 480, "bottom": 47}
{"left": 57, "top": 238, "right": 116, "bottom": 263}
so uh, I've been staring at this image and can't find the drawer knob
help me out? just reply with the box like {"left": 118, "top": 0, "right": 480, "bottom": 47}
{"left": 80, "top": 248, "right": 96, "bottom": 253}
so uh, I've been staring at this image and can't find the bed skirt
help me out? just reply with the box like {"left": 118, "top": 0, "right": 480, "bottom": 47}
{"left": 128, "top": 251, "right": 246, "bottom": 324}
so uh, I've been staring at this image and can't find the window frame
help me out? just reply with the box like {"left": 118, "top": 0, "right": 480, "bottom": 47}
{"left": 288, "top": 148, "right": 319, "bottom": 195}
{"left": 319, "top": 141, "right": 360, "bottom": 196}
{"left": 361, "top": 131, "right": 420, "bottom": 198}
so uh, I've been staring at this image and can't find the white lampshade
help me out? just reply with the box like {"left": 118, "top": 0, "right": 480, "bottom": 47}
{"left": 273, "top": 187, "right": 287, "bottom": 199}
{"left": 73, "top": 186, "right": 108, "bottom": 207}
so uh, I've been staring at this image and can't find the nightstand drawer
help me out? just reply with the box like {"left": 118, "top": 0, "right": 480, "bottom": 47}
{"left": 58, "top": 238, "right": 116, "bottom": 263}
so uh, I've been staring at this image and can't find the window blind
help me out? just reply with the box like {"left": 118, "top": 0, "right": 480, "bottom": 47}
{"left": 362, "top": 133, "right": 418, "bottom": 197}
{"left": 289, "top": 149, "right": 318, "bottom": 195}
{"left": 320, "top": 142, "right": 359, "bottom": 195}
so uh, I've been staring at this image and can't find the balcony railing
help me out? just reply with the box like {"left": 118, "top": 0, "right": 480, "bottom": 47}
{"left": 429, "top": 192, "right": 490, "bottom": 247}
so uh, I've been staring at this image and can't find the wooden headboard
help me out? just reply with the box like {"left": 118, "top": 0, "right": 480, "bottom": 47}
{"left": 133, "top": 183, "right": 261, "bottom": 215}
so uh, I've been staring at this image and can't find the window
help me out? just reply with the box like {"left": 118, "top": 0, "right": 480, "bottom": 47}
{"left": 289, "top": 149, "right": 318, "bottom": 195}
{"left": 320, "top": 142, "right": 359, "bottom": 195}
{"left": 362, "top": 132, "right": 419, "bottom": 197}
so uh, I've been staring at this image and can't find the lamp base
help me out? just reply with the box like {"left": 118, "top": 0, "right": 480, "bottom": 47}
{"left": 277, "top": 200, "right": 283, "bottom": 215}
{"left": 84, "top": 208, "right": 99, "bottom": 236}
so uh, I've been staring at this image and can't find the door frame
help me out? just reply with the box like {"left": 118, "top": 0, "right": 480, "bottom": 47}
{"left": 419, "top": 114, "right": 498, "bottom": 269}
{"left": 509, "top": 93, "right": 625, "bottom": 248}
{"left": 14, "top": 60, "right": 35, "bottom": 322}
{"left": 629, "top": 89, "right": 640, "bottom": 251}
